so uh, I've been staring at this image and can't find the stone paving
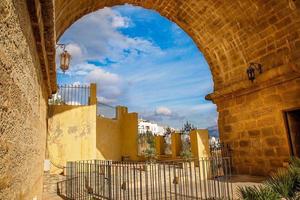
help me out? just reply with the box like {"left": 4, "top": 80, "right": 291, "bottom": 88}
{"left": 43, "top": 172, "right": 66, "bottom": 200}
{"left": 42, "top": 172, "right": 265, "bottom": 200}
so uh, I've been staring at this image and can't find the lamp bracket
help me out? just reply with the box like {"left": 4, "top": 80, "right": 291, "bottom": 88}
{"left": 56, "top": 43, "right": 67, "bottom": 51}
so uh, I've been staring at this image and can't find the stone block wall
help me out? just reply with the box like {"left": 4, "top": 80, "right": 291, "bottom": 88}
{"left": 0, "top": 0, "right": 48, "bottom": 199}
{"left": 217, "top": 78, "right": 300, "bottom": 175}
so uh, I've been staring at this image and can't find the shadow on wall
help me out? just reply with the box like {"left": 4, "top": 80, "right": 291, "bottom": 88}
{"left": 96, "top": 106, "right": 139, "bottom": 161}
{"left": 46, "top": 84, "right": 138, "bottom": 174}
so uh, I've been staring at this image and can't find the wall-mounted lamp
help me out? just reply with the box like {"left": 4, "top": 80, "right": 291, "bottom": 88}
{"left": 56, "top": 44, "right": 71, "bottom": 73}
{"left": 246, "top": 63, "right": 263, "bottom": 82}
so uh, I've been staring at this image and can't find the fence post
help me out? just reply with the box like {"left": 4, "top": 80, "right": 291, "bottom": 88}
{"left": 108, "top": 161, "right": 112, "bottom": 199}
{"left": 89, "top": 83, "right": 97, "bottom": 105}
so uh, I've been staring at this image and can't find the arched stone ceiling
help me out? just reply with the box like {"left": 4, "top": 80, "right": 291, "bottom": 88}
{"left": 54, "top": 0, "right": 300, "bottom": 96}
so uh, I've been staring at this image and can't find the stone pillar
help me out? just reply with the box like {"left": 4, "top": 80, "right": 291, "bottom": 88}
{"left": 89, "top": 83, "right": 97, "bottom": 105}
{"left": 190, "top": 129, "right": 210, "bottom": 159}
{"left": 171, "top": 132, "right": 182, "bottom": 158}
{"left": 155, "top": 136, "right": 165, "bottom": 156}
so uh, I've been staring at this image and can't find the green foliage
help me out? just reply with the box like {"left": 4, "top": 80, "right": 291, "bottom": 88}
{"left": 163, "top": 127, "right": 172, "bottom": 136}
{"left": 139, "top": 131, "right": 156, "bottom": 161}
{"left": 180, "top": 136, "right": 193, "bottom": 159}
{"left": 238, "top": 185, "right": 280, "bottom": 200}
{"left": 181, "top": 121, "right": 196, "bottom": 135}
{"left": 238, "top": 157, "right": 300, "bottom": 200}
{"left": 48, "top": 95, "right": 65, "bottom": 105}
{"left": 180, "top": 148, "right": 193, "bottom": 159}
{"left": 266, "top": 168, "right": 300, "bottom": 200}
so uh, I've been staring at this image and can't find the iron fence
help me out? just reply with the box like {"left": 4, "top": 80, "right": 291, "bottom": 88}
{"left": 98, "top": 102, "right": 117, "bottom": 119}
{"left": 210, "top": 143, "right": 232, "bottom": 158}
{"left": 49, "top": 84, "right": 90, "bottom": 106}
{"left": 57, "top": 158, "right": 233, "bottom": 199}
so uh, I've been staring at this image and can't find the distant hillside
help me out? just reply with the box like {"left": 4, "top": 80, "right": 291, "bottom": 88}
{"left": 207, "top": 125, "right": 219, "bottom": 138}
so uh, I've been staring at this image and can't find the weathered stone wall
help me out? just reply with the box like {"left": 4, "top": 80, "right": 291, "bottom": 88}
{"left": 217, "top": 78, "right": 300, "bottom": 175}
{"left": 0, "top": 0, "right": 48, "bottom": 199}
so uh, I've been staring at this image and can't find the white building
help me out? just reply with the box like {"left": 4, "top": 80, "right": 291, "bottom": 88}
{"left": 138, "top": 119, "right": 165, "bottom": 136}
{"left": 209, "top": 136, "right": 220, "bottom": 147}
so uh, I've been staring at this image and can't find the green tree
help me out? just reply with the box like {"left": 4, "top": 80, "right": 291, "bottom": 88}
{"left": 142, "top": 130, "right": 156, "bottom": 161}
{"left": 181, "top": 121, "right": 196, "bottom": 135}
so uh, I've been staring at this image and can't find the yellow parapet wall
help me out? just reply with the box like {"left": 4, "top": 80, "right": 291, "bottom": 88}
{"left": 96, "top": 106, "right": 138, "bottom": 161}
{"left": 47, "top": 105, "right": 97, "bottom": 174}
{"left": 171, "top": 132, "right": 182, "bottom": 158}
{"left": 155, "top": 136, "right": 165, "bottom": 155}
{"left": 190, "top": 129, "right": 210, "bottom": 158}
{"left": 118, "top": 106, "right": 139, "bottom": 161}
{"left": 96, "top": 116, "right": 121, "bottom": 160}
{"left": 47, "top": 84, "right": 139, "bottom": 174}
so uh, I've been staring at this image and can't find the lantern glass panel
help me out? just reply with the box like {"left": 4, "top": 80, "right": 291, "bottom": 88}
{"left": 60, "top": 51, "right": 71, "bottom": 72}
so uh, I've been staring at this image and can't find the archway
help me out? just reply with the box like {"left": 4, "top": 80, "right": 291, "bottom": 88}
{"left": 1, "top": 0, "right": 300, "bottom": 199}
{"left": 49, "top": 3, "right": 218, "bottom": 172}
{"left": 51, "top": 0, "right": 300, "bottom": 176}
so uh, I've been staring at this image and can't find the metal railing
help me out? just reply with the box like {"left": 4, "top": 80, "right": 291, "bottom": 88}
{"left": 57, "top": 158, "right": 233, "bottom": 199}
{"left": 97, "top": 102, "right": 116, "bottom": 119}
{"left": 210, "top": 143, "right": 232, "bottom": 158}
{"left": 49, "top": 84, "right": 90, "bottom": 106}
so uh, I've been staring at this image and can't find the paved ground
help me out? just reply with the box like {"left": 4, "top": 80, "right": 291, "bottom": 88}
{"left": 43, "top": 172, "right": 66, "bottom": 200}
{"left": 42, "top": 173, "right": 265, "bottom": 199}
{"left": 230, "top": 175, "right": 266, "bottom": 199}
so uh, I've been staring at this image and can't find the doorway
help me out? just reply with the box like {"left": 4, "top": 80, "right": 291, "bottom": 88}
{"left": 285, "top": 109, "right": 300, "bottom": 157}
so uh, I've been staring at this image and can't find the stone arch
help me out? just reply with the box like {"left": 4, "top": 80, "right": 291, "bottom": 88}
{"left": 50, "top": 0, "right": 300, "bottom": 175}
{"left": 3, "top": 0, "right": 300, "bottom": 198}
{"left": 55, "top": 0, "right": 225, "bottom": 91}
{"left": 53, "top": 0, "right": 300, "bottom": 97}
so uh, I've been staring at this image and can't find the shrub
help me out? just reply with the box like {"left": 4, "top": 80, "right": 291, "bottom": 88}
{"left": 238, "top": 157, "right": 300, "bottom": 200}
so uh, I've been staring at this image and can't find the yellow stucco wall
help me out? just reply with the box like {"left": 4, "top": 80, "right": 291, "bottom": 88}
{"left": 118, "top": 106, "right": 139, "bottom": 160}
{"left": 47, "top": 105, "right": 97, "bottom": 173}
{"left": 155, "top": 136, "right": 165, "bottom": 155}
{"left": 96, "top": 106, "right": 138, "bottom": 161}
{"left": 190, "top": 129, "right": 210, "bottom": 158}
{"left": 48, "top": 102, "right": 139, "bottom": 174}
{"left": 96, "top": 116, "right": 121, "bottom": 160}
{"left": 171, "top": 132, "right": 182, "bottom": 158}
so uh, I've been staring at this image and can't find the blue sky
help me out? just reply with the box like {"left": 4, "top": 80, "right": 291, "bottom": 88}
{"left": 57, "top": 4, "right": 217, "bottom": 129}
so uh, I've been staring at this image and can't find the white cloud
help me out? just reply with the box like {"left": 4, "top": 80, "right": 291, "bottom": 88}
{"left": 65, "top": 43, "right": 84, "bottom": 63}
{"left": 59, "top": 7, "right": 162, "bottom": 67}
{"left": 85, "top": 68, "right": 123, "bottom": 103}
{"left": 111, "top": 14, "right": 131, "bottom": 28}
{"left": 56, "top": 5, "right": 216, "bottom": 129}
{"left": 155, "top": 107, "right": 172, "bottom": 116}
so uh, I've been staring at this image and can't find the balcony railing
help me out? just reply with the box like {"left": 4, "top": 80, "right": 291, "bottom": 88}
{"left": 49, "top": 84, "right": 90, "bottom": 106}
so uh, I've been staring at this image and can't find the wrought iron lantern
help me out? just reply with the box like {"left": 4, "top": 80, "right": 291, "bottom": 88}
{"left": 57, "top": 44, "right": 71, "bottom": 73}
{"left": 246, "top": 62, "right": 262, "bottom": 82}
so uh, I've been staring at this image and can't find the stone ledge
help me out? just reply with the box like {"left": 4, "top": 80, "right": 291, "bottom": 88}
{"left": 206, "top": 67, "right": 300, "bottom": 102}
